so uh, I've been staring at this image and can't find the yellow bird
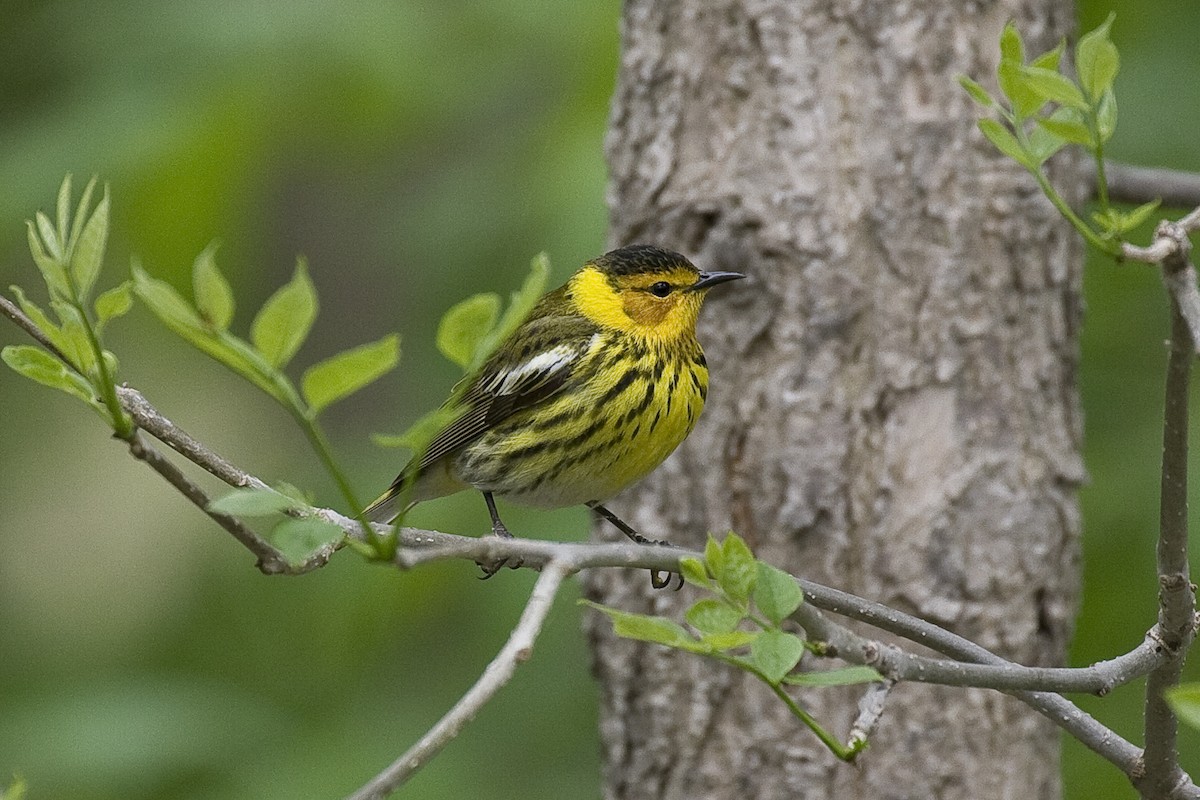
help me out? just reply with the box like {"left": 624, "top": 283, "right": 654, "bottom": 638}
{"left": 367, "top": 244, "right": 743, "bottom": 586}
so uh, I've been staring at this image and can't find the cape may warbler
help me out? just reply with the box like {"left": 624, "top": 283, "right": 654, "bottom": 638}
{"left": 366, "top": 244, "right": 743, "bottom": 586}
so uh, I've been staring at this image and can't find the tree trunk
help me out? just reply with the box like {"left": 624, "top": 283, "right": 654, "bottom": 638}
{"left": 585, "top": 2, "right": 1087, "bottom": 798}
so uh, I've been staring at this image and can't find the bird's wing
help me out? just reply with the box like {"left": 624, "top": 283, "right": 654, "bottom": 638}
{"left": 411, "top": 313, "right": 599, "bottom": 475}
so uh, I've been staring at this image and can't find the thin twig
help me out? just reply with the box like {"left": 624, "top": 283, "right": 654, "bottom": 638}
{"left": 116, "top": 385, "right": 270, "bottom": 491}
{"left": 344, "top": 561, "right": 569, "bottom": 800}
{"left": 792, "top": 579, "right": 1147, "bottom": 780}
{"left": 794, "top": 581, "right": 1164, "bottom": 694}
{"left": 124, "top": 430, "right": 309, "bottom": 573}
{"left": 1137, "top": 227, "right": 1198, "bottom": 800}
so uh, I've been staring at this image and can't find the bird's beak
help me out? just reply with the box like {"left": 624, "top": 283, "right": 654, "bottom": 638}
{"left": 688, "top": 271, "right": 745, "bottom": 291}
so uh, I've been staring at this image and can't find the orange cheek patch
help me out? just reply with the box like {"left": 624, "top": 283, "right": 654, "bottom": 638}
{"left": 622, "top": 293, "right": 674, "bottom": 326}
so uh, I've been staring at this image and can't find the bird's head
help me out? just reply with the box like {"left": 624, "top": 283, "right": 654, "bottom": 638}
{"left": 568, "top": 245, "right": 744, "bottom": 341}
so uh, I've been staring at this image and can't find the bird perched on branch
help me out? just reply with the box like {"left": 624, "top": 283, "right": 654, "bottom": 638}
{"left": 366, "top": 244, "right": 743, "bottom": 587}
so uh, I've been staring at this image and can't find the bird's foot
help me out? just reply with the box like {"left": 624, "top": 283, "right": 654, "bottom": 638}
{"left": 477, "top": 522, "right": 523, "bottom": 579}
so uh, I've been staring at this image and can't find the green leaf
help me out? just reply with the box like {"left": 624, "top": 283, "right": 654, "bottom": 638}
{"left": 27, "top": 221, "right": 69, "bottom": 300}
{"left": 270, "top": 517, "right": 344, "bottom": 566}
{"left": 373, "top": 404, "right": 462, "bottom": 450}
{"left": 69, "top": 177, "right": 98, "bottom": 252}
{"left": 701, "top": 630, "right": 760, "bottom": 651}
{"left": 9, "top": 286, "right": 70, "bottom": 358}
{"left": 977, "top": 119, "right": 1033, "bottom": 169}
{"left": 70, "top": 186, "right": 109, "bottom": 300}
{"left": 1030, "top": 39, "right": 1065, "bottom": 72}
{"left": 1166, "top": 683, "right": 1200, "bottom": 731}
{"left": 1122, "top": 199, "right": 1161, "bottom": 232}
{"left": 754, "top": 561, "right": 804, "bottom": 625}
{"left": 192, "top": 245, "right": 235, "bottom": 331}
{"left": 1036, "top": 108, "right": 1094, "bottom": 147}
{"left": 704, "top": 535, "right": 725, "bottom": 583}
{"left": 1095, "top": 200, "right": 1161, "bottom": 238}
{"left": 94, "top": 281, "right": 133, "bottom": 330}
{"left": 782, "top": 666, "right": 885, "bottom": 687}
{"left": 581, "top": 601, "right": 696, "bottom": 649}
{"left": 273, "top": 481, "right": 313, "bottom": 505}
{"left": 1076, "top": 12, "right": 1119, "bottom": 101}
{"left": 251, "top": 259, "right": 317, "bottom": 369}
{"left": 101, "top": 349, "right": 119, "bottom": 377}
{"left": 957, "top": 75, "right": 995, "bottom": 109}
{"left": 1018, "top": 65, "right": 1087, "bottom": 110}
{"left": 470, "top": 252, "right": 551, "bottom": 369}
{"left": 51, "top": 300, "right": 97, "bottom": 374}
{"left": 302, "top": 334, "right": 400, "bottom": 414}
{"left": 719, "top": 533, "right": 757, "bottom": 603}
{"left": 2, "top": 344, "right": 99, "bottom": 411}
{"left": 1096, "top": 89, "right": 1117, "bottom": 143}
{"left": 36, "top": 212, "right": 61, "bottom": 261}
{"left": 679, "top": 556, "right": 712, "bottom": 589}
{"left": 999, "top": 21, "right": 1024, "bottom": 64}
{"left": 132, "top": 264, "right": 206, "bottom": 333}
{"left": 997, "top": 59, "right": 1044, "bottom": 119}
{"left": 208, "top": 487, "right": 300, "bottom": 517}
{"left": 750, "top": 629, "right": 806, "bottom": 684}
{"left": 56, "top": 174, "right": 73, "bottom": 247}
{"left": 436, "top": 293, "right": 500, "bottom": 370}
{"left": 685, "top": 598, "right": 743, "bottom": 635}
{"left": 132, "top": 265, "right": 278, "bottom": 397}
{"left": 1026, "top": 126, "right": 1067, "bottom": 165}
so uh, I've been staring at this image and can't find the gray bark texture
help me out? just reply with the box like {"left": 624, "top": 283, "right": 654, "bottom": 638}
{"left": 584, "top": 2, "right": 1088, "bottom": 799}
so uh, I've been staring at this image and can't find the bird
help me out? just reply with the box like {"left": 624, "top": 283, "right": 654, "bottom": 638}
{"left": 365, "top": 244, "right": 744, "bottom": 587}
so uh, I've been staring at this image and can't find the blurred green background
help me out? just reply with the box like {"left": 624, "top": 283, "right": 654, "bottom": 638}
{"left": 0, "top": 2, "right": 1196, "bottom": 798}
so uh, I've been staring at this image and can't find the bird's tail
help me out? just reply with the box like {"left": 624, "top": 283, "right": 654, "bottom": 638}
{"left": 363, "top": 478, "right": 414, "bottom": 524}
{"left": 365, "top": 459, "right": 462, "bottom": 524}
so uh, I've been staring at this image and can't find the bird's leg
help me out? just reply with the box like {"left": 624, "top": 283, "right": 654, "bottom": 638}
{"left": 588, "top": 502, "right": 682, "bottom": 590}
{"left": 478, "top": 491, "right": 522, "bottom": 579}
{"left": 483, "top": 491, "right": 514, "bottom": 538}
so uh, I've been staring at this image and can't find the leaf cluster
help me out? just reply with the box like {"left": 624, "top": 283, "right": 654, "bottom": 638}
{"left": 960, "top": 14, "right": 1158, "bottom": 252}
{"left": 2, "top": 177, "right": 132, "bottom": 433}
{"left": 584, "top": 533, "right": 882, "bottom": 759}
{"left": 133, "top": 247, "right": 399, "bottom": 418}
{"left": 3, "top": 176, "right": 404, "bottom": 562}
{"left": 131, "top": 235, "right": 401, "bottom": 556}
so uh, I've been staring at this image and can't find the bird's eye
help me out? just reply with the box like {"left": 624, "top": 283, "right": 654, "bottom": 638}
{"left": 649, "top": 281, "right": 672, "bottom": 297}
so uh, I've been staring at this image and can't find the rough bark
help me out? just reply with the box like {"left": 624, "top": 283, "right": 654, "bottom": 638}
{"left": 585, "top": 2, "right": 1087, "bottom": 799}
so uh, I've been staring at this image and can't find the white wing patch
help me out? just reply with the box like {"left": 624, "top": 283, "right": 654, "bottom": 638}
{"left": 481, "top": 343, "right": 583, "bottom": 395}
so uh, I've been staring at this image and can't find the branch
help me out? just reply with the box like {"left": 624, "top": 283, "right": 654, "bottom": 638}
{"left": 1138, "top": 222, "right": 1199, "bottom": 799}
{"left": 344, "top": 561, "right": 569, "bottom": 800}
{"left": 1105, "top": 162, "right": 1200, "bottom": 211}
{"left": 794, "top": 580, "right": 1164, "bottom": 694}
{"left": 391, "top": 534, "right": 1179, "bottom": 786}
{"left": 798, "top": 595, "right": 1154, "bottom": 780}
{"left": 116, "top": 385, "right": 271, "bottom": 492}
{"left": 123, "top": 430, "right": 317, "bottom": 574}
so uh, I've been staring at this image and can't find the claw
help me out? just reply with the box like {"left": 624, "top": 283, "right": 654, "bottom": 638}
{"left": 648, "top": 540, "right": 684, "bottom": 591}
{"left": 587, "top": 501, "right": 686, "bottom": 591}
